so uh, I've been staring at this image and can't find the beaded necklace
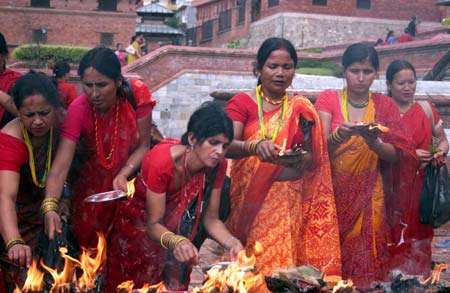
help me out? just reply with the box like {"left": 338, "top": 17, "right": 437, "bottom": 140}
{"left": 179, "top": 147, "right": 205, "bottom": 240}
{"left": 94, "top": 99, "right": 120, "bottom": 169}
{"left": 256, "top": 84, "right": 288, "bottom": 142}
{"left": 20, "top": 122, "right": 53, "bottom": 188}
{"left": 341, "top": 87, "right": 372, "bottom": 121}
{"left": 257, "top": 85, "right": 287, "bottom": 105}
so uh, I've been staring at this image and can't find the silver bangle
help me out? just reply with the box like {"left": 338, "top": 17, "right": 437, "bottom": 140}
{"left": 124, "top": 163, "right": 135, "bottom": 170}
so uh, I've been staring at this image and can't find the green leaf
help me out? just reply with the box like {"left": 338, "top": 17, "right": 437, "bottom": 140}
{"left": 429, "top": 144, "right": 441, "bottom": 154}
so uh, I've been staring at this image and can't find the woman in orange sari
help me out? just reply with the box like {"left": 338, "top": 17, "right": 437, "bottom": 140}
{"left": 315, "top": 43, "right": 414, "bottom": 288}
{"left": 225, "top": 37, "right": 342, "bottom": 291}
{"left": 385, "top": 60, "right": 449, "bottom": 276}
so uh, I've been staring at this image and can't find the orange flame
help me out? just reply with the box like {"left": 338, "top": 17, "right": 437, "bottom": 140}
{"left": 369, "top": 123, "right": 389, "bottom": 132}
{"left": 117, "top": 280, "right": 167, "bottom": 293}
{"left": 22, "top": 259, "right": 45, "bottom": 292}
{"left": 13, "top": 284, "right": 22, "bottom": 293}
{"left": 192, "top": 241, "right": 264, "bottom": 293}
{"left": 39, "top": 247, "right": 77, "bottom": 292}
{"left": 332, "top": 279, "right": 354, "bottom": 292}
{"left": 127, "top": 178, "right": 136, "bottom": 199}
{"left": 420, "top": 263, "right": 450, "bottom": 285}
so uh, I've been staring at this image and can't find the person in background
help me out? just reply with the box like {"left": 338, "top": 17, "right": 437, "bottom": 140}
{"left": 0, "top": 32, "right": 22, "bottom": 128}
{"left": 0, "top": 71, "right": 61, "bottom": 290}
{"left": 408, "top": 16, "right": 418, "bottom": 38}
{"left": 225, "top": 37, "right": 342, "bottom": 292}
{"left": 127, "top": 35, "right": 143, "bottom": 65}
{"left": 53, "top": 60, "right": 78, "bottom": 108}
{"left": 385, "top": 30, "right": 395, "bottom": 45}
{"left": 42, "top": 47, "right": 156, "bottom": 289}
{"left": 115, "top": 43, "right": 128, "bottom": 67}
{"left": 398, "top": 28, "right": 414, "bottom": 44}
{"left": 385, "top": 60, "right": 449, "bottom": 276}
{"left": 315, "top": 42, "right": 414, "bottom": 288}
{"left": 143, "top": 102, "right": 243, "bottom": 290}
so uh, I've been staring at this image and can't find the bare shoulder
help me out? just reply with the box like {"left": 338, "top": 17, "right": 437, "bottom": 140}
{"left": 0, "top": 118, "right": 23, "bottom": 141}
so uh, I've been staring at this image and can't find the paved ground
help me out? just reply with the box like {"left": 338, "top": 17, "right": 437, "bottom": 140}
{"left": 189, "top": 222, "right": 450, "bottom": 290}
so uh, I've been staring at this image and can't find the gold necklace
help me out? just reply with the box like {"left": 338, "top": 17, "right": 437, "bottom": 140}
{"left": 256, "top": 84, "right": 288, "bottom": 142}
{"left": 20, "top": 122, "right": 53, "bottom": 188}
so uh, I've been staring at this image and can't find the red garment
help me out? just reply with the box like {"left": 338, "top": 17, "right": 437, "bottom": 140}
{"left": 0, "top": 132, "right": 53, "bottom": 290}
{"left": 315, "top": 90, "right": 415, "bottom": 287}
{"left": 226, "top": 93, "right": 342, "bottom": 289}
{"left": 0, "top": 69, "right": 22, "bottom": 124}
{"left": 127, "top": 140, "right": 227, "bottom": 290}
{"left": 60, "top": 78, "right": 155, "bottom": 289}
{"left": 388, "top": 102, "right": 439, "bottom": 276}
{"left": 398, "top": 33, "right": 414, "bottom": 43}
{"left": 57, "top": 79, "right": 78, "bottom": 108}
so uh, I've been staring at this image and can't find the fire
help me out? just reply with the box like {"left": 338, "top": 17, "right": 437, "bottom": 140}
{"left": 117, "top": 280, "right": 167, "bottom": 293}
{"left": 22, "top": 259, "right": 45, "bottom": 292}
{"left": 369, "top": 123, "right": 389, "bottom": 132}
{"left": 17, "top": 232, "right": 106, "bottom": 293}
{"left": 279, "top": 138, "right": 287, "bottom": 156}
{"left": 192, "top": 241, "right": 264, "bottom": 293}
{"left": 332, "top": 279, "right": 354, "bottom": 292}
{"left": 126, "top": 178, "right": 136, "bottom": 199}
{"left": 420, "top": 263, "right": 450, "bottom": 285}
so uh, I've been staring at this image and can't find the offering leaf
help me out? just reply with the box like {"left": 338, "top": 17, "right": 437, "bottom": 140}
{"left": 429, "top": 144, "right": 441, "bottom": 154}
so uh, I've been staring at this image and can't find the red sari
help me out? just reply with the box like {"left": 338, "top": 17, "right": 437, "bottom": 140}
{"left": 226, "top": 93, "right": 342, "bottom": 292}
{"left": 315, "top": 90, "right": 415, "bottom": 288}
{"left": 57, "top": 80, "right": 78, "bottom": 109}
{"left": 60, "top": 79, "right": 155, "bottom": 288}
{"left": 388, "top": 102, "right": 439, "bottom": 276}
{"left": 0, "top": 68, "right": 22, "bottom": 126}
{"left": 139, "top": 140, "right": 227, "bottom": 290}
{"left": 0, "top": 131, "right": 56, "bottom": 291}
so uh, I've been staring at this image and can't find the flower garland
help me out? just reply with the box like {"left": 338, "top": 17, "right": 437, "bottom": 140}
{"left": 94, "top": 99, "right": 120, "bottom": 169}
{"left": 256, "top": 84, "right": 288, "bottom": 142}
{"left": 20, "top": 122, "right": 53, "bottom": 188}
{"left": 341, "top": 87, "right": 372, "bottom": 121}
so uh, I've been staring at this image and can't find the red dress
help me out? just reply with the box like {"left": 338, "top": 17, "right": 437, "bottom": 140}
{"left": 60, "top": 79, "right": 155, "bottom": 288}
{"left": 0, "top": 132, "right": 54, "bottom": 291}
{"left": 0, "top": 68, "right": 22, "bottom": 126}
{"left": 57, "top": 79, "right": 78, "bottom": 109}
{"left": 133, "top": 140, "right": 227, "bottom": 290}
{"left": 388, "top": 102, "right": 439, "bottom": 276}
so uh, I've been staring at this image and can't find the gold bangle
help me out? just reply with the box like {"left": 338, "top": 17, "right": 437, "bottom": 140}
{"left": 40, "top": 201, "right": 59, "bottom": 216}
{"left": 42, "top": 197, "right": 60, "bottom": 205}
{"left": 160, "top": 231, "right": 174, "bottom": 249}
{"left": 174, "top": 236, "right": 188, "bottom": 249}
{"left": 5, "top": 237, "right": 25, "bottom": 252}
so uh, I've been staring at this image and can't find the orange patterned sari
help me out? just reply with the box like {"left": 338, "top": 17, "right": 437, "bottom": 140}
{"left": 227, "top": 94, "right": 342, "bottom": 291}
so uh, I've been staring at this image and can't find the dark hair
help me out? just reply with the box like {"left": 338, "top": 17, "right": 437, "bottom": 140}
{"left": 385, "top": 30, "right": 394, "bottom": 43}
{"left": 385, "top": 60, "right": 416, "bottom": 96}
{"left": 0, "top": 32, "right": 7, "bottom": 55}
{"left": 11, "top": 70, "right": 59, "bottom": 109}
{"left": 78, "top": 47, "right": 122, "bottom": 82}
{"left": 53, "top": 60, "right": 71, "bottom": 79}
{"left": 342, "top": 42, "right": 379, "bottom": 71}
{"left": 181, "top": 102, "right": 234, "bottom": 145}
{"left": 253, "top": 37, "right": 298, "bottom": 79}
{"left": 116, "top": 43, "right": 123, "bottom": 49}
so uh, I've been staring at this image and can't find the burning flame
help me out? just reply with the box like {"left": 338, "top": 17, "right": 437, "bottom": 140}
{"left": 332, "top": 279, "right": 354, "bottom": 292}
{"left": 369, "top": 123, "right": 389, "bottom": 132}
{"left": 22, "top": 259, "right": 45, "bottom": 292}
{"left": 192, "top": 241, "right": 264, "bottom": 293}
{"left": 17, "top": 232, "right": 106, "bottom": 293}
{"left": 117, "top": 280, "right": 167, "bottom": 293}
{"left": 126, "top": 178, "right": 136, "bottom": 199}
{"left": 420, "top": 263, "right": 450, "bottom": 285}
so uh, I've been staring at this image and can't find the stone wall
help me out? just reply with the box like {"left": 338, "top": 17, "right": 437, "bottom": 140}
{"left": 246, "top": 12, "right": 445, "bottom": 49}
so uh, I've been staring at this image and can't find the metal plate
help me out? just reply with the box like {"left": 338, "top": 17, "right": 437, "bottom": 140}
{"left": 84, "top": 190, "right": 127, "bottom": 203}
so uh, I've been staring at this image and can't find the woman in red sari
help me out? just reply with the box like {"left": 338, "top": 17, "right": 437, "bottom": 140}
{"left": 385, "top": 60, "right": 449, "bottom": 276}
{"left": 143, "top": 102, "right": 243, "bottom": 290}
{"left": 315, "top": 43, "right": 415, "bottom": 288}
{"left": 42, "top": 47, "right": 155, "bottom": 289}
{"left": 0, "top": 32, "right": 22, "bottom": 128}
{"left": 0, "top": 72, "right": 61, "bottom": 291}
{"left": 225, "top": 37, "right": 342, "bottom": 292}
{"left": 53, "top": 60, "right": 78, "bottom": 109}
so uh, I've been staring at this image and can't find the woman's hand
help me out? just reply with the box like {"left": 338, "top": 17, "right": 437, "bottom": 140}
{"left": 432, "top": 151, "right": 447, "bottom": 168}
{"left": 338, "top": 121, "right": 359, "bottom": 140}
{"left": 44, "top": 210, "right": 62, "bottom": 240}
{"left": 172, "top": 239, "right": 199, "bottom": 264}
{"left": 359, "top": 127, "right": 381, "bottom": 146}
{"left": 112, "top": 173, "right": 129, "bottom": 192}
{"left": 8, "top": 243, "right": 32, "bottom": 268}
{"left": 255, "top": 140, "right": 281, "bottom": 162}
{"left": 416, "top": 148, "right": 433, "bottom": 169}
{"left": 226, "top": 237, "right": 244, "bottom": 260}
